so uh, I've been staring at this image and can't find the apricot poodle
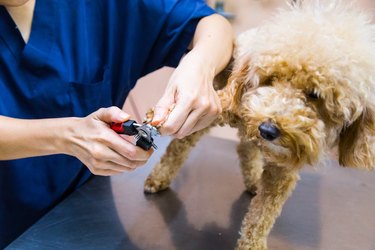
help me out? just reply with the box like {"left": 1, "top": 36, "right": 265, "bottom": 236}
{"left": 144, "top": 1, "right": 375, "bottom": 249}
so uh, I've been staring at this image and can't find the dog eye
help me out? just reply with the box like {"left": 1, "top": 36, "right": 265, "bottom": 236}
{"left": 262, "top": 77, "right": 273, "bottom": 86}
{"left": 306, "top": 92, "right": 319, "bottom": 99}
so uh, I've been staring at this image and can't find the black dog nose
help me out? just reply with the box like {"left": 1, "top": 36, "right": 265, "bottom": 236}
{"left": 258, "top": 122, "right": 280, "bottom": 141}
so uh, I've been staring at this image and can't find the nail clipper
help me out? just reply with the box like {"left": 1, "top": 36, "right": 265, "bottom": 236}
{"left": 110, "top": 120, "right": 159, "bottom": 151}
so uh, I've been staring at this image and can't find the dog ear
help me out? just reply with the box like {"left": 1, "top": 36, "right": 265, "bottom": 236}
{"left": 218, "top": 57, "right": 262, "bottom": 113}
{"left": 217, "top": 29, "right": 263, "bottom": 113}
{"left": 338, "top": 107, "right": 375, "bottom": 170}
{"left": 213, "top": 58, "right": 234, "bottom": 90}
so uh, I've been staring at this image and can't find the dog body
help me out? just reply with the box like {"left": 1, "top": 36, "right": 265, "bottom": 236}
{"left": 144, "top": 1, "right": 375, "bottom": 249}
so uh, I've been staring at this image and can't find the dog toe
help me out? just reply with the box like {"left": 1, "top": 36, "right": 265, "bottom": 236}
{"left": 144, "top": 178, "right": 169, "bottom": 193}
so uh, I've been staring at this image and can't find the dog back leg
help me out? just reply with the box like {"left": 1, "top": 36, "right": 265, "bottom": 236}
{"left": 236, "top": 165, "right": 299, "bottom": 250}
{"left": 144, "top": 127, "right": 210, "bottom": 193}
{"left": 237, "top": 140, "right": 263, "bottom": 195}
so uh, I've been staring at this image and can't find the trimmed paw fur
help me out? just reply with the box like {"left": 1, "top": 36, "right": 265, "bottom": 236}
{"left": 144, "top": 177, "right": 170, "bottom": 194}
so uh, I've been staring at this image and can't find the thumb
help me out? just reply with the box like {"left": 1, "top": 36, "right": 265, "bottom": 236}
{"left": 94, "top": 106, "right": 130, "bottom": 123}
{"left": 152, "top": 94, "right": 175, "bottom": 126}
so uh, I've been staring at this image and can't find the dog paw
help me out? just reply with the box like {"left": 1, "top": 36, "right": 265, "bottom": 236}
{"left": 144, "top": 177, "right": 170, "bottom": 194}
{"left": 236, "top": 240, "right": 267, "bottom": 250}
{"left": 245, "top": 185, "right": 258, "bottom": 195}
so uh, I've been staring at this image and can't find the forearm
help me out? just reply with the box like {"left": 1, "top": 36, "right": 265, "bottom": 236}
{"left": 188, "top": 14, "right": 233, "bottom": 75}
{"left": 0, "top": 107, "right": 153, "bottom": 175}
{"left": 0, "top": 116, "right": 76, "bottom": 160}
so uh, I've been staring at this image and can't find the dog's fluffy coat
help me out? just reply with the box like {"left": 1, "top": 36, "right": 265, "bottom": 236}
{"left": 144, "top": 1, "right": 375, "bottom": 249}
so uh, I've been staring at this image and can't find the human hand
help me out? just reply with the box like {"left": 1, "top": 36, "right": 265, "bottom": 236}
{"left": 151, "top": 51, "right": 222, "bottom": 139}
{"left": 64, "top": 107, "right": 153, "bottom": 176}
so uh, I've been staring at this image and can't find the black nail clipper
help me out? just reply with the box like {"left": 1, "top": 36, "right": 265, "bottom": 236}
{"left": 110, "top": 120, "right": 159, "bottom": 150}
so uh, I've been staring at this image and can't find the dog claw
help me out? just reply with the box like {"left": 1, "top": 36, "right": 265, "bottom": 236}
{"left": 144, "top": 178, "right": 169, "bottom": 194}
{"left": 245, "top": 185, "right": 258, "bottom": 196}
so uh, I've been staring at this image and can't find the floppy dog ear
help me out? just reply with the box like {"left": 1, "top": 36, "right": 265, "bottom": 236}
{"left": 338, "top": 108, "right": 375, "bottom": 170}
{"left": 214, "top": 58, "right": 233, "bottom": 91}
{"left": 218, "top": 57, "right": 262, "bottom": 113}
{"left": 217, "top": 29, "right": 264, "bottom": 113}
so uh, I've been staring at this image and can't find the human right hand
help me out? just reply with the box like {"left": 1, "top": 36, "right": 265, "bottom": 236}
{"left": 63, "top": 107, "right": 153, "bottom": 176}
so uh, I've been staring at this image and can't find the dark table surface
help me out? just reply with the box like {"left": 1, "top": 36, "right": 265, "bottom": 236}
{"left": 7, "top": 136, "right": 375, "bottom": 250}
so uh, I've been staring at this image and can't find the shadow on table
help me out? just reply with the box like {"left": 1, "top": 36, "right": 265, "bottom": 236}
{"left": 144, "top": 189, "right": 253, "bottom": 250}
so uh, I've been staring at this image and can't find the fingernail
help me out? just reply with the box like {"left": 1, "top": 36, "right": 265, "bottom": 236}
{"left": 119, "top": 112, "right": 130, "bottom": 121}
{"left": 152, "top": 113, "right": 161, "bottom": 122}
{"left": 151, "top": 118, "right": 161, "bottom": 127}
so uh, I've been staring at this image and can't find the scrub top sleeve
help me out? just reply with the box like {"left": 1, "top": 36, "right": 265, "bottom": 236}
{"left": 145, "top": 0, "right": 215, "bottom": 73}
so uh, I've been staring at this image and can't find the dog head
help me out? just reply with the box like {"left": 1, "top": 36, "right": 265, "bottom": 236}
{"left": 220, "top": 0, "right": 375, "bottom": 170}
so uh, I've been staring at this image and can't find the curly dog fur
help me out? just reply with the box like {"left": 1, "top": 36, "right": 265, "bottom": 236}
{"left": 144, "top": 1, "right": 375, "bottom": 249}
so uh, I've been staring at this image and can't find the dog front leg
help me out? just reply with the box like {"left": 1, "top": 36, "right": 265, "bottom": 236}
{"left": 144, "top": 128, "right": 209, "bottom": 193}
{"left": 237, "top": 140, "right": 263, "bottom": 195}
{"left": 236, "top": 165, "right": 299, "bottom": 250}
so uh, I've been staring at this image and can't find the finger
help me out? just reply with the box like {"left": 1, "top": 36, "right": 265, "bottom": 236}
{"left": 100, "top": 147, "right": 149, "bottom": 170}
{"left": 152, "top": 92, "right": 176, "bottom": 126}
{"left": 109, "top": 131, "right": 154, "bottom": 161}
{"left": 103, "top": 146, "right": 147, "bottom": 171}
{"left": 173, "top": 109, "right": 201, "bottom": 138}
{"left": 94, "top": 106, "right": 130, "bottom": 123}
{"left": 109, "top": 159, "right": 148, "bottom": 170}
{"left": 158, "top": 98, "right": 193, "bottom": 135}
{"left": 97, "top": 160, "right": 141, "bottom": 172}
{"left": 86, "top": 137, "right": 149, "bottom": 171}
{"left": 189, "top": 118, "right": 214, "bottom": 135}
{"left": 185, "top": 93, "right": 221, "bottom": 136}
{"left": 118, "top": 134, "right": 136, "bottom": 144}
{"left": 151, "top": 106, "right": 169, "bottom": 126}
{"left": 97, "top": 128, "right": 153, "bottom": 161}
{"left": 90, "top": 168, "right": 123, "bottom": 176}
{"left": 175, "top": 96, "right": 220, "bottom": 138}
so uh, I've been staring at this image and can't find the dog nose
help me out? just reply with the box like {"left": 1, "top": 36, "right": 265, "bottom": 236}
{"left": 258, "top": 122, "right": 280, "bottom": 141}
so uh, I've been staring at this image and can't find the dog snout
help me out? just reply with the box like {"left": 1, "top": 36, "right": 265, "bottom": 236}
{"left": 258, "top": 122, "right": 280, "bottom": 141}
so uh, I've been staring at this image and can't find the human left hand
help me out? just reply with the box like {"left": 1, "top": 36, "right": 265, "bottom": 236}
{"left": 151, "top": 50, "right": 222, "bottom": 139}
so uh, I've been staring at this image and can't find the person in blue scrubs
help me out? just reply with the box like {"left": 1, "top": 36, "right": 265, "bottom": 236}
{"left": 0, "top": 0, "right": 233, "bottom": 247}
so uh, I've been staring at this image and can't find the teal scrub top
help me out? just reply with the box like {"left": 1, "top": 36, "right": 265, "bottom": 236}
{"left": 0, "top": 0, "right": 215, "bottom": 247}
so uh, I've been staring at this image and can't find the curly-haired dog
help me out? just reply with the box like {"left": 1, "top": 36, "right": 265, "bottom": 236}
{"left": 144, "top": 1, "right": 375, "bottom": 249}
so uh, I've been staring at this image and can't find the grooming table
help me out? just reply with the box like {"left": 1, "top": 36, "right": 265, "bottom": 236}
{"left": 7, "top": 136, "right": 375, "bottom": 250}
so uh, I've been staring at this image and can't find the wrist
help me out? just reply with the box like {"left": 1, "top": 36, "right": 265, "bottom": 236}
{"left": 180, "top": 49, "right": 216, "bottom": 79}
{"left": 54, "top": 117, "right": 82, "bottom": 156}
